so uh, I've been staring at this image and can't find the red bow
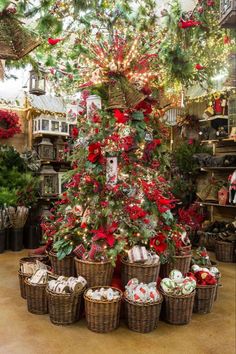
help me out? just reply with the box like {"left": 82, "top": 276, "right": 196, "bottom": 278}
{"left": 178, "top": 19, "right": 202, "bottom": 29}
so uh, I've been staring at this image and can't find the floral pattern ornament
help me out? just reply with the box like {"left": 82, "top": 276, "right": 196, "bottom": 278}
{"left": 0, "top": 110, "right": 21, "bottom": 139}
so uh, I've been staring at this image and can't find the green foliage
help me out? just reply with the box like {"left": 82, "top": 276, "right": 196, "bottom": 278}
{"left": 0, "top": 187, "right": 18, "bottom": 207}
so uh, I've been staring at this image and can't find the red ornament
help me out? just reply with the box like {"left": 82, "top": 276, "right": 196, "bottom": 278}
{"left": 48, "top": 37, "right": 63, "bottom": 45}
{"left": 0, "top": 110, "right": 21, "bottom": 139}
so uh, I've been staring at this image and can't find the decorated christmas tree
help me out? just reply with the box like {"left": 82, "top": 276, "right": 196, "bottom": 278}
{"left": 42, "top": 30, "right": 190, "bottom": 266}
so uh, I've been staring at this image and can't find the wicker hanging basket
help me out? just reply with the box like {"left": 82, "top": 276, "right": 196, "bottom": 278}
{"left": 49, "top": 251, "right": 75, "bottom": 276}
{"left": 161, "top": 290, "right": 195, "bottom": 325}
{"left": 121, "top": 257, "right": 160, "bottom": 288}
{"left": 215, "top": 241, "right": 236, "bottom": 263}
{"left": 124, "top": 295, "right": 163, "bottom": 333}
{"left": 74, "top": 258, "right": 114, "bottom": 288}
{"left": 46, "top": 285, "right": 86, "bottom": 325}
{"left": 160, "top": 254, "right": 192, "bottom": 279}
{"left": 120, "top": 76, "right": 146, "bottom": 109}
{"left": 0, "top": 13, "right": 41, "bottom": 60}
{"left": 84, "top": 286, "right": 122, "bottom": 333}
{"left": 107, "top": 77, "right": 127, "bottom": 110}
{"left": 24, "top": 279, "right": 48, "bottom": 315}
{"left": 193, "top": 284, "right": 216, "bottom": 314}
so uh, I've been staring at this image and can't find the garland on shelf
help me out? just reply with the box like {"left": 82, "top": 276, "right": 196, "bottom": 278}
{"left": 0, "top": 110, "right": 21, "bottom": 139}
{"left": 185, "top": 87, "right": 236, "bottom": 104}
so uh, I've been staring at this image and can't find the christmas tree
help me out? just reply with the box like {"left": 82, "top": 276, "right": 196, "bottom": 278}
{"left": 41, "top": 30, "right": 189, "bottom": 265}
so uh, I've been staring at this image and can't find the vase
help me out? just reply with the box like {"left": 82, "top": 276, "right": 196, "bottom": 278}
{"left": 10, "top": 228, "right": 23, "bottom": 252}
{"left": 0, "top": 229, "right": 5, "bottom": 253}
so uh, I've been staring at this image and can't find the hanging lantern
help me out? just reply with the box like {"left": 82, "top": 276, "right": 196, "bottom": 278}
{"left": 37, "top": 138, "right": 54, "bottom": 160}
{"left": 86, "top": 95, "right": 102, "bottom": 118}
{"left": 40, "top": 165, "right": 58, "bottom": 196}
{"left": 29, "top": 69, "right": 46, "bottom": 96}
{"left": 54, "top": 136, "right": 66, "bottom": 161}
{"left": 220, "top": 0, "right": 236, "bottom": 28}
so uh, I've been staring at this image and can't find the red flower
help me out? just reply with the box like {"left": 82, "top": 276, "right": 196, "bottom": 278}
{"left": 195, "top": 64, "right": 205, "bottom": 70}
{"left": 71, "top": 127, "right": 78, "bottom": 139}
{"left": 126, "top": 205, "right": 147, "bottom": 220}
{"left": 91, "top": 222, "right": 118, "bottom": 247}
{"left": 135, "top": 101, "right": 152, "bottom": 115}
{"left": 0, "top": 110, "right": 21, "bottom": 139}
{"left": 88, "top": 142, "right": 102, "bottom": 163}
{"left": 178, "top": 19, "right": 202, "bottom": 28}
{"left": 224, "top": 36, "right": 231, "bottom": 45}
{"left": 92, "top": 113, "right": 101, "bottom": 123}
{"left": 114, "top": 109, "right": 128, "bottom": 124}
{"left": 150, "top": 233, "right": 167, "bottom": 254}
{"left": 120, "top": 136, "right": 134, "bottom": 151}
{"left": 48, "top": 37, "right": 62, "bottom": 45}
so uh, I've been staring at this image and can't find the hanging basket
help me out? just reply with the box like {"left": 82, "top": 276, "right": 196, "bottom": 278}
{"left": 124, "top": 295, "right": 163, "bottom": 333}
{"left": 84, "top": 286, "right": 122, "bottom": 333}
{"left": 0, "top": 12, "right": 41, "bottom": 60}
{"left": 49, "top": 251, "right": 75, "bottom": 276}
{"left": 161, "top": 290, "right": 195, "bottom": 325}
{"left": 74, "top": 258, "right": 114, "bottom": 288}
{"left": 46, "top": 285, "right": 86, "bottom": 325}
{"left": 121, "top": 257, "right": 160, "bottom": 288}
{"left": 193, "top": 285, "right": 216, "bottom": 314}
{"left": 24, "top": 279, "right": 48, "bottom": 315}
{"left": 215, "top": 241, "right": 236, "bottom": 263}
{"left": 160, "top": 254, "right": 192, "bottom": 279}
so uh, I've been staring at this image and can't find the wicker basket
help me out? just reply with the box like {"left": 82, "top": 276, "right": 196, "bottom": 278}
{"left": 25, "top": 278, "right": 48, "bottom": 315}
{"left": 215, "top": 241, "right": 236, "bottom": 263}
{"left": 199, "top": 232, "right": 217, "bottom": 251}
{"left": 193, "top": 285, "right": 216, "bottom": 314}
{"left": 124, "top": 295, "right": 163, "bottom": 333}
{"left": 49, "top": 251, "right": 75, "bottom": 276}
{"left": 46, "top": 285, "right": 85, "bottom": 325}
{"left": 161, "top": 290, "right": 195, "bottom": 325}
{"left": 84, "top": 287, "right": 122, "bottom": 333}
{"left": 121, "top": 258, "right": 160, "bottom": 287}
{"left": 160, "top": 254, "right": 192, "bottom": 279}
{"left": 74, "top": 258, "right": 114, "bottom": 288}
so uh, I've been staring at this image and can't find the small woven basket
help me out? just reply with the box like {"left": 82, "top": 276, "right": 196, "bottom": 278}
{"left": 74, "top": 258, "right": 114, "bottom": 288}
{"left": 160, "top": 254, "right": 192, "bottom": 279}
{"left": 215, "top": 241, "right": 236, "bottom": 263}
{"left": 84, "top": 286, "right": 122, "bottom": 333}
{"left": 161, "top": 290, "right": 195, "bottom": 325}
{"left": 193, "top": 284, "right": 216, "bottom": 314}
{"left": 121, "top": 258, "right": 160, "bottom": 287}
{"left": 46, "top": 285, "right": 85, "bottom": 325}
{"left": 25, "top": 278, "right": 48, "bottom": 315}
{"left": 49, "top": 251, "right": 75, "bottom": 276}
{"left": 124, "top": 295, "right": 163, "bottom": 333}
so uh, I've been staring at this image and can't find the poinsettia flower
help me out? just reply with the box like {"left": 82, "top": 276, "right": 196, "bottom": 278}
{"left": 91, "top": 222, "right": 118, "bottom": 247}
{"left": 114, "top": 109, "right": 128, "bottom": 123}
{"left": 126, "top": 205, "right": 147, "bottom": 220}
{"left": 88, "top": 142, "right": 102, "bottom": 163}
{"left": 150, "top": 233, "right": 167, "bottom": 253}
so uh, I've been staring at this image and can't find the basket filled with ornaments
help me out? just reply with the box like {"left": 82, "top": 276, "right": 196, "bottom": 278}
{"left": 24, "top": 268, "right": 49, "bottom": 315}
{"left": 160, "top": 270, "right": 196, "bottom": 325}
{"left": 84, "top": 286, "right": 122, "bottom": 333}
{"left": 158, "top": 226, "right": 192, "bottom": 279}
{"left": 120, "top": 245, "right": 160, "bottom": 288}
{"left": 190, "top": 265, "right": 218, "bottom": 314}
{"left": 124, "top": 278, "right": 163, "bottom": 333}
{"left": 46, "top": 275, "right": 87, "bottom": 325}
{"left": 18, "top": 256, "right": 49, "bottom": 299}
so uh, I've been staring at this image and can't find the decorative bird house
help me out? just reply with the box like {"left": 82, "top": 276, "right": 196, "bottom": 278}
{"left": 29, "top": 69, "right": 46, "bottom": 95}
{"left": 33, "top": 115, "right": 69, "bottom": 136}
{"left": 86, "top": 95, "right": 102, "bottom": 118}
{"left": 220, "top": 0, "right": 236, "bottom": 28}
{"left": 40, "top": 165, "right": 58, "bottom": 196}
{"left": 37, "top": 138, "right": 54, "bottom": 160}
{"left": 54, "top": 136, "right": 66, "bottom": 161}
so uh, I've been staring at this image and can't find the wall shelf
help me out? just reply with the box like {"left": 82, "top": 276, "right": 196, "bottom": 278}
{"left": 199, "top": 115, "right": 228, "bottom": 122}
{"left": 198, "top": 202, "right": 236, "bottom": 208}
{"left": 200, "top": 167, "right": 236, "bottom": 171}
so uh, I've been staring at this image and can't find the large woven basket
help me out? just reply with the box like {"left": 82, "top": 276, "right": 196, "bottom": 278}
{"left": 18, "top": 256, "right": 49, "bottom": 299}
{"left": 84, "top": 287, "right": 122, "bottom": 333}
{"left": 46, "top": 285, "right": 85, "bottom": 325}
{"left": 24, "top": 279, "right": 48, "bottom": 315}
{"left": 160, "top": 254, "right": 192, "bottom": 279}
{"left": 193, "top": 285, "right": 216, "bottom": 314}
{"left": 121, "top": 258, "right": 160, "bottom": 287}
{"left": 199, "top": 232, "right": 217, "bottom": 251}
{"left": 161, "top": 290, "right": 195, "bottom": 325}
{"left": 74, "top": 258, "right": 114, "bottom": 288}
{"left": 49, "top": 251, "right": 75, "bottom": 276}
{"left": 124, "top": 295, "right": 163, "bottom": 333}
{"left": 215, "top": 241, "right": 236, "bottom": 263}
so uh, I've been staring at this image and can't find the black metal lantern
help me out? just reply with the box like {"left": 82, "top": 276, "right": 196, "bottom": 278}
{"left": 220, "top": 0, "right": 236, "bottom": 28}
{"left": 40, "top": 165, "right": 58, "bottom": 196}
{"left": 38, "top": 138, "right": 54, "bottom": 160}
{"left": 29, "top": 69, "right": 46, "bottom": 95}
{"left": 54, "top": 136, "right": 66, "bottom": 161}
